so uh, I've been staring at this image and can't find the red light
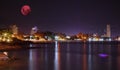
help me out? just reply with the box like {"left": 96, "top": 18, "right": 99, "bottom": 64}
{"left": 21, "top": 5, "right": 31, "bottom": 16}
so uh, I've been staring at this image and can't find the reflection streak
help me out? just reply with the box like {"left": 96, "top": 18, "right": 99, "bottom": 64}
{"left": 29, "top": 44, "right": 37, "bottom": 70}
{"left": 54, "top": 41, "right": 60, "bottom": 70}
{"left": 83, "top": 43, "right": 87, "bottom": 70}
{"left": 88, "top": 43, "right": 92, "bottom": 70}
{"left": 66, "top": 42, "right": 70, "bottom": 70}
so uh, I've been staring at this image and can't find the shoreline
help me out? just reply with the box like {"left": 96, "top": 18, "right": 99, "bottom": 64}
{"left": 0, "top": 44, "right": 22, "bottom": 51}
{"left": 0, "top": 40, "right": 119, "bottom": 51}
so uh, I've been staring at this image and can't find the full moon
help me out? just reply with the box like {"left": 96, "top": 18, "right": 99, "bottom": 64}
{"left": 21, "top": 5, "right": 31, "bottom": 16}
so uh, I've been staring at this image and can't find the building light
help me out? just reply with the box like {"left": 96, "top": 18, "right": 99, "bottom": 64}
{"left": 99, "top": 38, "right": 104, "bottom": 41}
{"left": 2, "top": 38, "right": 6, "bottom": 42}
{"left": 3, "top": 33, "right": 7, "bottom": 37}
{"left": 55, "top": 36, "right": 59, "bottom": 40}
{"left": 93, "top": 38, "right": 99, "bottom": 41}
{"left": 118, "top": 37, "right": 120, "bottom": 41}
{"left": 88, "top": 38, "right": 92, "bottom": 41}
{"left": 6, "top": 39, "right": 12, "bottom": 43}
{"left": 108, "top": 38, "right": 112, "bottom": 41}
{"left": 3, "top": 52, "right": 8, "bottom": 56}
{"left": 0, "top": 37, "right": 2, "bottom": 41}
{"left": 66, "top": 36, "right": 70, "bottom": 39}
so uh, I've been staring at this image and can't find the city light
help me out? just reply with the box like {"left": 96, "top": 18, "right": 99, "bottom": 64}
{"left": 117, "top": 37, "right": 120, "bottom": 41}
{"left": 0, "top": 24, "right": 118, "bottom": 43}
{"left": 88, "top": 38, "right": 92, "bottom": 41}
{"left": 99, "top": 38, "right": 104, "bottom": 41}
{"left": 66, "top": 36, "right": 70, "bottom": 39}
{"left": 98, "top": 53, "right": 108, "bottom": 58}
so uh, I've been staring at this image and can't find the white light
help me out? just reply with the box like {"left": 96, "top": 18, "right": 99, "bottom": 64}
{"left": 99, "top": 38, "right": 104, "bottom": 41}
{"left": 3, "top": 52, "right": 8, "bottom": 56}
{"left": 108, "top": 38, "right": 112, "bottom": 41}
{"left": 88, "top": 38, "right": 92, "bottom": 41}
{"left": 55, "top": 36, "right": 59, "bottom": 40}
{"left": 6, "top": 39, "right": 11, "bottom": 42}
{"left": 66, "top": 36, "right": 70, "bottom": 39}
{"left": 25, "top": 39, "right": 29, "bottom": 41}
{"left": 118, "top": 37, "right": 120, "bottom": 41}
{"left": 93, "top": 38, "right": 96, "bottom": 41}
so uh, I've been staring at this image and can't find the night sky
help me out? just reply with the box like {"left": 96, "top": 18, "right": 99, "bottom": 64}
{"left": 0, "top": 0, "right": 120, "bottom": 36}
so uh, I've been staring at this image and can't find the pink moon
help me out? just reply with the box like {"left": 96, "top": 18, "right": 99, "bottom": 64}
{"left": 21, "top": 5, "right": 31, "bottom": 16}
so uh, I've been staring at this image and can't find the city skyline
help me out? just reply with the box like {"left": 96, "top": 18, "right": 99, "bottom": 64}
{"left": 0, "top": 0, "right": 120, "bottom": 36}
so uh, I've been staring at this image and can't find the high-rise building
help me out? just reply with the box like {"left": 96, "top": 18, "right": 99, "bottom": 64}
{"left": 106, "top": 24, "right": 111, "bottom": 37}
{"left": 31, "top": 26, "right": 38, "bottom": 35}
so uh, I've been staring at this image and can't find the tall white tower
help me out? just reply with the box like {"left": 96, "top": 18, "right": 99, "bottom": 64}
{"left": 106, "top": 24, "right": 111, "bottom": 37}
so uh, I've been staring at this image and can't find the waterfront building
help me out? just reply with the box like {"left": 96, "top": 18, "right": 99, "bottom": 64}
{"left": 106, "top": 24, "right": 111, "bottom": 37}
{"left": 30, "top": 26, "right": 38, "bottom": 35}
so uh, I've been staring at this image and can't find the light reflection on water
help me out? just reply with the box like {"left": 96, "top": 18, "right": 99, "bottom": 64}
{"left": 54, "top": 41, "right": 60, "bottom": 70}
{"left": 88, "top": 43, "right": 92, "bottom": 70}
{"left": 66, "top": 42, "right": 70, "bottom": 70}
{"left": 0, "top": 42, "right": 119, "bottom": 70}
{"left": 29, "top": 44, "right": 37, "bottom": 70}
{"left": 83, "top": 44, "right": 87, "bottom": 70}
